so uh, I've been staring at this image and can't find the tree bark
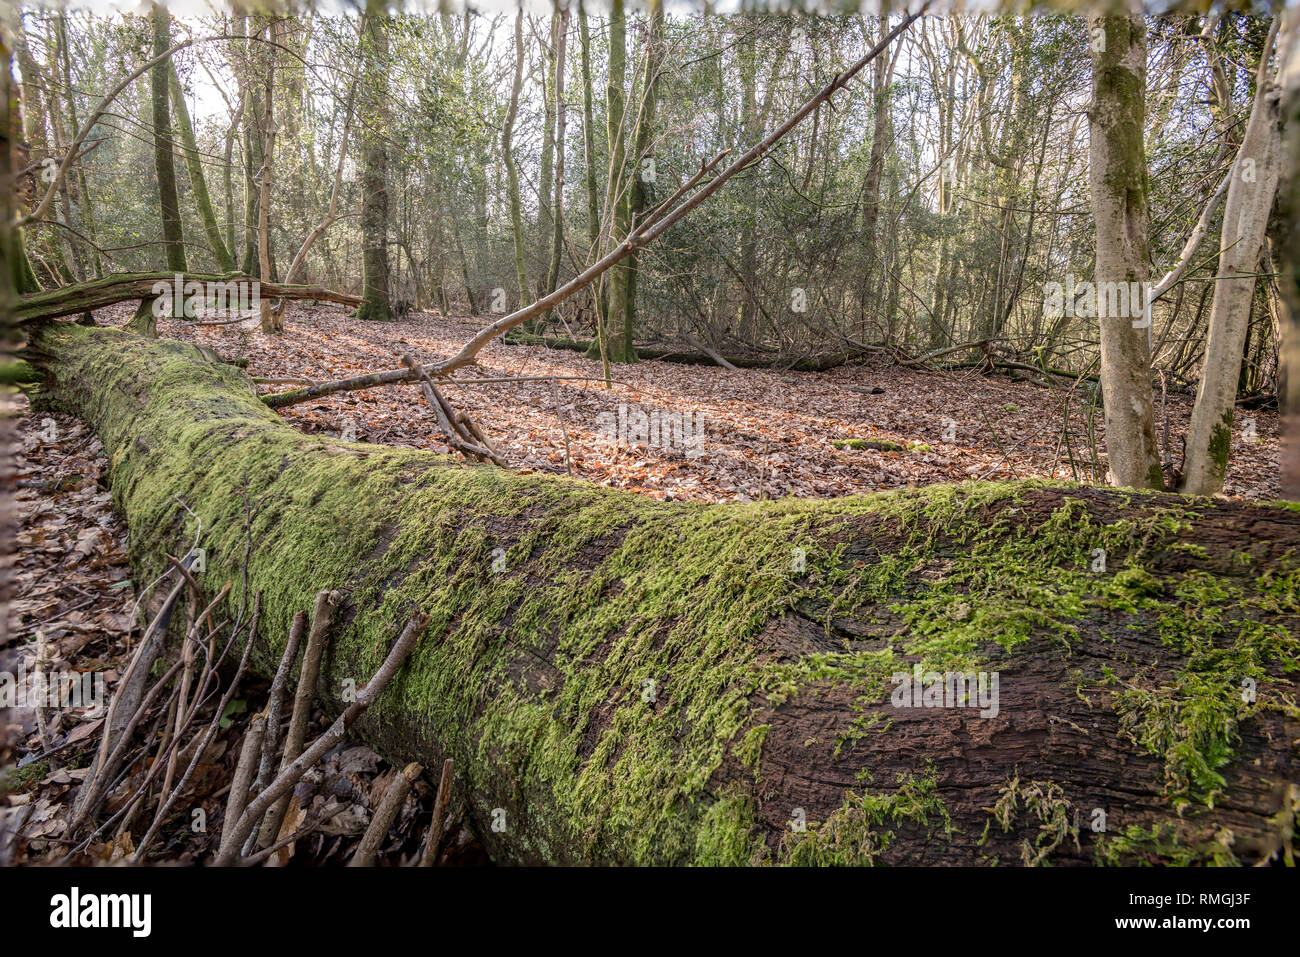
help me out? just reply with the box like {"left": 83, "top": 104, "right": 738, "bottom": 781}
{"left": 603, "top": 0, "right": 634, "bottom": 363}
{"left": 1182, "top": 17, "right": 1285, "bottom": 495}
{"left": 1280, "top": 8, "right": 1300, "bottom": 501}
{"left": 25, "top": 323, "right": 1300, "bottom": 866}
{"left": 503, "top": 7, "right": 529, "bottom": 310}
{"left": 619, "top": 0, "right": 663, "bottom": 356}
{"left": 15, "top": 272, "right": 360, "bottom": 326}
{"left": 150, "top": 3, "right": 186, "bottom": 274}
{"left": 169, "top": 61, "right": 236, "bottom": 273}
{"left": 356, "top": 7, "right": 391, "bottom": 323}
{"left": 543, "top": 3, "right": 570, "bottom": 323}
{"left": 1088, "top": 13, "right": 1162, "bottom": 490}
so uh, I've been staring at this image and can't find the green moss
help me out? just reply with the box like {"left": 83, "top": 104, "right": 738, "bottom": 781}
{"left": 693, "top": 791, "right": 768, "bottom": 865}
{"left": 735, "top": 724, "right": 770, "bottom": 779}
{"left": 983, "top": 773, "right": 1079, "bottom": 866}
{"left": 1209, "top": 412, "right": 1234, "bottom": 474}
{"left": 30, "top": 325, "right": 1300, "bottom": 865}
{"left": 832, "top": 438, "right": 904, "bottom": 452}
{"left": 1095, "top": 822, "right": 1239, "bottom": 867}
{"left": 1, "top": 760, "right": 48, "bottom": 794}
{"left": 779, "top": 772, "right": 951, "bottom": 866}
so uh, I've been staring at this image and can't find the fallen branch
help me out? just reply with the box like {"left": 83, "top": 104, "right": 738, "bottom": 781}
{"left": 257, "top": 590, "right": 341, "bottom": 849}
{"left": 400, "top": 353, "right": 507, "bottom": 467}
{"left": 214, "top": 612, "right": 430, "bottom": 866}
{"left": 418, "top": 758, "right": 455, "bottom": 867}
{"left": 349, "top": 762, "right": 422, "bottom": 867}
{"left": 17, "top": 272, "right": 361, "bottom": 326}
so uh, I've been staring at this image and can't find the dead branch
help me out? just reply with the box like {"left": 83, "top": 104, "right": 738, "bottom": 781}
{"left": 418, "top": 757, "right": 455, "bottom": 867}
{"left": 400, "top": 352, "right": 508, "bottom": 466}
{"left": 257, "top": 590, "right": 341, "bottom": 849}
{"left": 217, "top": 712, "right": 266, "bottom": 860}
{"left": 349, "top": 762, "right": 422, "bottom": 867}
{"left": 214, "top": 612, "right": 430, "bottom": 866}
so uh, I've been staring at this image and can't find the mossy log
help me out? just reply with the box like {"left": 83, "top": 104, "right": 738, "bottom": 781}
{"left": 16, "top": 272, "right": 362, "bottom": 326}
{"left": 27, "top": 323, "right": 1300, "bottom": 866}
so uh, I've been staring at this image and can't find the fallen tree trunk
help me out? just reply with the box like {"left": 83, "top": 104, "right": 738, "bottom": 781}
{"left": 27, "top": 323, "right": 1300, "bottom": 865}
{"left": 16, "top": 272, "right": 362, "bottom": 326}
{"left": 501, "top": 331, "right": 870, "bottom": 371}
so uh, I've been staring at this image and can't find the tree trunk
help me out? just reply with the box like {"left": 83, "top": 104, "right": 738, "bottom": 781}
{"left": 150, "top": 3, "right": 186, "bottom": 273}
{"left": 1088, "top": 13, "right": 1162, "bottom": 490}
{"left": 578, "top": 0, "right": 609, "bottom": 373}
{"left": 1182, "top": 18, "right": 1285, "bottom": 495}
{"left": 543, "top": 3, "right": 570, "bottom": 324}
{"left": 169, "top": 61, "right": 236, "bottom": 273}
{"left": 537, "top": 11, "right": 559, "bottom": 293}
{"left": 26, "top": 323, "right": 1300, "bottom": 866}
{"left": 1280, "top": 8, "right": 1300, "bottom": 501}
{"left": 356, "top": 7, "right": 391, "bottom": 323}
{"left": 619, "top": 0, "right": 663, "bottom": 355}
{"left": 604, "top": 0, "right": 634, "bottom": 363}
{"left": 256, "top": 21, "right": 278, "bottom": 334}
{"left": 56, "top": 12, "right": 103, "bottom": 279}
{"left": 503, "top": 7, "right": 529, "bottom": 310}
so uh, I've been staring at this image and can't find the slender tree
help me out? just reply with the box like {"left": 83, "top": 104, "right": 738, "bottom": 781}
{"left": 543, "top": 2, "right": 570, "bottom": 322}
{"left": 503, "top": 5, "right": 528, "bottom": 309}
{"left": 150, "top": 3, "right": 185, "bottom": 273}
{"left": 356, "top": 5, "right": 391, "bottom": 322}
{"left": 604, "top": 0, "right": 634, "bottom": 362}
{"left": 620, "top": 0, "right": 664, "bottom": 345}
{"left": 169, "top": 60, "right": 236, "bottom": 272}
{"left": 1088, "top": 12, "right": 1162, "bottom": 489}
{"left": 1183, "top": 17, "right": 1286, "bottom": 494}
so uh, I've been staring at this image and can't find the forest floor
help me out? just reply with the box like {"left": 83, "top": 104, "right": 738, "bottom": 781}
{"left": 102, "top": 302, "right": 1286, "bottom": 501}
{"left": 1, "top": 303, "right": 1283, "bottom": 864}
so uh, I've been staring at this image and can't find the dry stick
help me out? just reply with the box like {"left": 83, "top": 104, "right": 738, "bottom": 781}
{"left": 400, "top": 353, "right": 507, "bottom": 466}
{"left": 216, "top": 612, "right": 430, "bottom": 866}
{"left": 241, "top": 609, "right": 306, "bottom": 856}
{"left": 263, "top": 8, "right": 927, "bottom": 412}
{"left": 239, "top": 804, "right": 346, "bottom": 867}
{"left": 257, "top": 590, "right": 341, "bottom": 849}
{"left": 418, "top": 757, "right": 454, "bottom": 867}
{"left": 454, "top": 408, "right": 503, "bottom": 461}
{"left": 550, "top": 378, "right": 575, "bottom": 475}
{"left": 349, "top": 762, "right": 423, "bottom": 867}
{"left": 70, "top": 614, "right": 246, "bottom": 860}
{"left": 131, "top": 596, "right": 262, "bottom": 862}
{"left": 156, "top": 579, "right": 229, "bottom": 816}
{"left": 32, "top": 631, "right": 57, "bottom": 771}
{"left": 217, "top": 712, "right": 266, "bottom": 861}
{"left": 73, "top": 577, "right": 186, "bottom": 830}
{"left": 159, "top": 594, "right": 204, "bottom": 807}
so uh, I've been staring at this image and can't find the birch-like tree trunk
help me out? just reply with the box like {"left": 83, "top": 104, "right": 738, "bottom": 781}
{"left": 543, "top": 3, "right": 570, "bottom": 323}
{"left": 1088, "top": 13, "right": 1162, "bottom": 490}
{"left": 604, "top": 0, "right": 634, "bottom": 362}
{"left": 1182, "top": 18, "right": 1285, "bottom": 495}
{"left": 1280, "top": 9, "right": 1300, "bottom": 501}
{"left": 619, "top": 0, "right": 663, "bottom": 344}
